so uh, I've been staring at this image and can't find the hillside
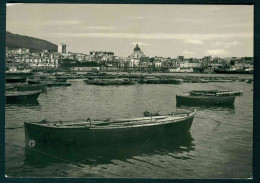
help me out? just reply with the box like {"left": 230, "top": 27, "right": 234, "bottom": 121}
{"left": 6, "top": 31, "right": 58, "bottom": 52}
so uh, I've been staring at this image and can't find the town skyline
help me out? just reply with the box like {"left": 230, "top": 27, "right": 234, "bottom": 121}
{"left": 7, "top": 4, "right": 253, "bottom": 58}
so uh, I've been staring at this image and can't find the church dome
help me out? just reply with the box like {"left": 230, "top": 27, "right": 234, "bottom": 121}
{"left": 134, "top": 44, "right": 141, "bottom": 51}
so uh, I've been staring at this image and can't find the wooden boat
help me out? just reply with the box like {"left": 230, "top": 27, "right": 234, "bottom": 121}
{"left": 27, "top": 74, "right": 64, "bottom": 84}
{"left": 6, "top": 83, "right": 47, "bottom": 92}
{"left": 16, "top": 84, "right": 47, "bottom": 92}
{"left": 176, "top": 94, "right": 235, "bottom": 106}
{"left": 46, "top": 82, "right": 71, "bottom": 87}
{"left": 85, "top": 78, "right": 135, "bottom": 85}
{"left": 55, "top": 78, "right": 68, "bottom": 82}
{"left": 189, "top": 90, "right": 243, "bottom": 96}
{"left": 5, "top": 84, "right": 16, "bottom": 91}
{"left": 5, "top": 76, "right": 27, "bottom": 83}
{"left": 6, "top": 90, "right": 41, "bottom": 103}
{"left": 139, "top": 76, "right": 182, "bottom": 84}
{"left": 24, "top": 110, "right": 196, "bottom": 146}
{"left": 24, "top": 131, "right": 194, "bottom": 166}
{"left": 138, "top": 76, "right": 160, "bottom": 84}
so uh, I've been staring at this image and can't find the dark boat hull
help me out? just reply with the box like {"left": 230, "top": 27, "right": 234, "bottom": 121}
{"left": 138, "top": 79, "right": 182, "bottom": 84}
{"left": 24, "top": 132, "right": 194, "bottom": 166}
{"left": 215, "top": 70, "right": 253, "bottom": 74}
{"left": 5, "top": 77, "right": 27, "bottom": 83}
{"left": 46, "top": 82, "right": 71, "bottom": 87}
{"left": 16, "top": 84, "right": 47, "bottom": 92}
{"left": 176, "top": 95, "right": 235, "bottom": 106}
{"left": 24, "top": 116, "right": 195, "bottom": 146}
{"left": 27, "top": 80, "right": 40, "bottom": 84}
{"left": 6, "top": 91, "right": 41, "bottom": 104}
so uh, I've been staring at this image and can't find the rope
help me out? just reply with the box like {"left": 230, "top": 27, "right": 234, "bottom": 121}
{"left": 25, "top": 146, "right": 85, "bottom": 168}
{"left": 196, "top": 111, "right": 222, "bottom": 124}
{"left": 7, "top": 142, "right": 87, "bottom": 168}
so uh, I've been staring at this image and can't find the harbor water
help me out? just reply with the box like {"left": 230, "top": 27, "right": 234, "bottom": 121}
{"left": 5, "top": 74, "right": 253, "bottom": 178}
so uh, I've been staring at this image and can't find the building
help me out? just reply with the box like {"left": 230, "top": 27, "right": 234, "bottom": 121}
{"left": 177, "top": 56, "right": 184, "bottom": 61}
{"left": 201, "top": 56, "right": 212, "bottom": 67}
{"left": 127, "top": 44, "right": 146, "bottom": 67}
{"left": 58, "top": 43, "right": 67, "bottom": 54}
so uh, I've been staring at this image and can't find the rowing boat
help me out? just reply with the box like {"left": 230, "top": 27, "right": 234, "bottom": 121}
{"left": 176, "top": 94, "right": 235, "bottom": 106}
{"left": 6, "top": 90, "right": 42, "bottom": 103}
{"left": 189, "top": 90, "right": 243, "bottom": 96}
{"left": 24, "top": 110, "right": 196, "bottom": 146}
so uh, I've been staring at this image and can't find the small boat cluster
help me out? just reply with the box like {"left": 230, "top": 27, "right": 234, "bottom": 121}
{"left": 5, "top": 72, "right": 72, "bottom": 104}
{"left": 82, "top": 72, "right": 253, "bottom": 85}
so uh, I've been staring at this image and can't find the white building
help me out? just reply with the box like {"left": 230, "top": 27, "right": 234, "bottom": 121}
{"left": 58, "top": 43, "right": 67, "bottom": 53}
{"left": 128, "top": 44, "right": 146, "bottom": 67}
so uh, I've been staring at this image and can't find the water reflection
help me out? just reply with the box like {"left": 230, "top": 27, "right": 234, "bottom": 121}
{"left": 177, "top": 105, "right": 235, "bottom": 112}
{"left": 24, "top": 133, "right": 195, "bottom": 167}
{"left": 176, "top": 103, "right": 235, "bottom": 110}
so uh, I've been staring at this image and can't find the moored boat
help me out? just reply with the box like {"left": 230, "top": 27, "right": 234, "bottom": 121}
{"left": 16, "top": 84, "right": 47, "bottom": 92}
{"left": 6, "top": 75, "right": 27, "bottom": 83}
{"left": 6, "top": 90, "right": 41, "bottom": 103}
{"left": 176, "top": 94, "right": 235, "bottom": 106}
{"left": 24, "top": 109, "right": 196, "bottom": 146}
{"left": 6, "top": 83, "right": 47, "bottom": 92}
{"left": 46, "top": 82, "right": 72, "bottom": 87}
{"left": 85, "top": 78, "right": 135, "bottom": 85}
{"left": 138, "top": 76, "right": 182, "bottom": 84}
{"left": 189, "top": 90, "right": 243, "bottom": 96}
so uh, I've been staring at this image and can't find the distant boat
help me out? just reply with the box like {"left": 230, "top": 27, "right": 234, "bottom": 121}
{"left": 6, "top": 75, "right": 27, "bottom": 83}
{"left": 215, "top": 69, "right": 253, "bottom": 74}
{"left": 189, "top": 90, "right": 243, "bottom": 96}
{"left": 28, "top": 74, "right": 70, "bottom": 86}
{"left": 24, "top": 109, "right": 196, "bottom": 146}
{"left": 5, "top": 83, "right": 47, "bottom": 92}
{"left": 84, "top": 78, "right": 135, "bottom": 85}
{"left": 176, "top": 91, "right": 236, "bottom": 106}
{"left": 138, "top": 76, "right": 182, "bottom": 84}
{"left": 6, "top": 90, "right": 41, "bottom": 104}
{"left": 46, "top": 82, "right": 72, "bottom": 87}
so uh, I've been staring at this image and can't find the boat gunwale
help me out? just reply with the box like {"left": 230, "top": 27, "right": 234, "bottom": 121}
{"left": 177, "top": 95, "right": 235, "bottom": 99}
{"left": 5, "top": 90, "right": 42, "bottom": 96}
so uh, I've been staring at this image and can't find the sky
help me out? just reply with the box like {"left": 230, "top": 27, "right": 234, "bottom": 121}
{"left": 6, "top": 4, "right": 253, "bottom": 58}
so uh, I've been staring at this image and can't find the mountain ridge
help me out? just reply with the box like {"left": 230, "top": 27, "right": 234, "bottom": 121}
{"left": 6, "top": 31, "right": 58, "bottom": 52}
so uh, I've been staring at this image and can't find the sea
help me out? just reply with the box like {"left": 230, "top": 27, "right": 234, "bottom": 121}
{"left": 5, "top": 73, "right": 253, "bottom": 178}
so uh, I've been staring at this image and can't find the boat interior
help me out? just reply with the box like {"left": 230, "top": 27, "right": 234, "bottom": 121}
{"left": 31, "top": 110, "right": 196, "bottom": 129}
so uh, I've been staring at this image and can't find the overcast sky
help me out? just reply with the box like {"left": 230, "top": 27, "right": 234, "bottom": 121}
{"left": 6, "top": 4, "right": 253, "bottom": 58}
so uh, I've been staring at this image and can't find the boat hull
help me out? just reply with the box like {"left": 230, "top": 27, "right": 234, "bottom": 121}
{"left": 6, "top": 91, "right": 41, "bottom": 104}
{"left": 16, "top": 84, "right": 47, "bottom": 92}
{"left": 176, "top": 95, "right": 235, "bottom": 106}
{"left": 5, "top": 77, "right": 27, "bottom": 83}
{"left": 27, "top": 80, "right": 41, "bottom": 84}
{"left": 24, "top": 115, "right": 195, "bottom": 146}
{"left": 46, "top": 82, "right": 71, "bottom": 87}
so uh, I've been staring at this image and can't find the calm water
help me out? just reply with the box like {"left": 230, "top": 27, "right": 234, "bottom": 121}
{"left": 5, "top": 74, "right": 253, "bottom": 178}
